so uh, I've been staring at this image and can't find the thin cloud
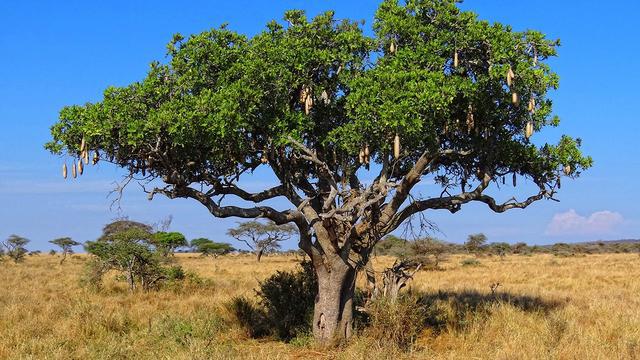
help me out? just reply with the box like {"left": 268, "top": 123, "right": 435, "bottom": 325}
{"left": 545, "top": 209, "right": 624, "bottom": 236}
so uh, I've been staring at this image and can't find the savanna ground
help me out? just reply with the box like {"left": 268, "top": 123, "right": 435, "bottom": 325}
{"left": 1, "top": 253, "right": 639, "bottom": 359}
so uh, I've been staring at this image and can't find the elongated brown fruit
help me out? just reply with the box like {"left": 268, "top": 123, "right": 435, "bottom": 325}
{"left": 72, "top": 163, "right": 77, "bottom": 178}
{"left": 299, "top": 86, "right": 309, "bottom": 104}
{"left": 83, "top": 150, "right": 89, "bottom": 164}
{"left": 78, "top": 159, "right": 84, "bottom": 175}
{"left": 528, "top": 97, "right": 536, "bottom": 113}
{"left": 525, "top": 122, "right": 534, "bottom": 139}
{"left": 80, "top": 137, "right": 86, "bottom": 152}
{"left": 389, "top": 41, "right": 396, "bottom": 54}
{"left": 512, "top": 92, "right": 520, "bottom": 106}
{"left": 92, "top": 151, "right": 99, "bottom": 165}
{"left": 453, "top": 51, "right": 459, "bottom": 68}
{"left": 393, "top": 134, "right": 401, "bottom": 159}
{"left": 364, "top": 144, "right": 370, "bottom": 157}
{"left": 507, "top": 68, "right": 515, "bottom": 87}
{"left": 564, "top": 165, "right": 571, "bottom": 175}
{"left": 305, "top": 95, "right": 313, "bottom": 115}
{"left": 320, "top": 90, "right": 330, "bottom": 105}
{"left": 512, "top": 173, "right": 517, "bottom": 187}
{"left": 62, "top": 163, "right": 68, "bottom": 179}
{"left": 359, "top": 149, "right": 365, "bottom": 164}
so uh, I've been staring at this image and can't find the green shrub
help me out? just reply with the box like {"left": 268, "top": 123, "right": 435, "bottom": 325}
{"left": 256, "top": 259, "right": 317, "bottom": 341}
{"left": 461, "top": 258, "right": 481, "bottom": 267}
{"left": 164, "top": 265, "right": 186, "bottom": 281}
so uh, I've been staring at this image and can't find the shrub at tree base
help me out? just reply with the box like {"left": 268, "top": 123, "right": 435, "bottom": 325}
{"left": 257, "top": 259, "right": 317, "bottom": 341}
{"left": 227, "top": 260, "right": 317, "bottom": 341}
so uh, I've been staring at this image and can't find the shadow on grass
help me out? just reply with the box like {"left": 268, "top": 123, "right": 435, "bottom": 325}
{"left": 413, "top": 289, "right": 567, "bottom": 333}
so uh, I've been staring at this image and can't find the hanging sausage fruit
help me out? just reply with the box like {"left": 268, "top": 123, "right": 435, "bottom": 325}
{"left": 393, "top": 134, "right": 401, "bottom": 160}
{"left": 525, "top": 122, "right": 534, "bottom": 139}
{"left": 466, "top": 105, "right": 474, "bottom": 133}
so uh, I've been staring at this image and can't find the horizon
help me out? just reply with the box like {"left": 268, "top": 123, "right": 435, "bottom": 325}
{"left": 1, "top": 0, "right": 639, "bottom": 251}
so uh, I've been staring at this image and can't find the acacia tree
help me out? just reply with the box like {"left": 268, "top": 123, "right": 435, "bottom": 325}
{"left": 465, "top": 233, "right": 487, "bottom": 255}
{"left": 46, "top": 0, "right": 591, "bottom": 344}
{"left": 152, "top": 231, "right": 188, "bottom": 256}
{"left": 86, "top": 220, "right": 167, "bottom": 291}
{"left": 49, "top": 237, "right": 81, "bottom": 264}
{"left": 191, "top": 238, "right": 235, "bottom": 257}
{"left": 3, "top": 235, "right": 30, "bottom": 263}
{"left": 228, "top": 221, "right": 297, "bottom": 261}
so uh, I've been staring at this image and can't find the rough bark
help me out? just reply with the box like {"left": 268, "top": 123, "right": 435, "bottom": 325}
{"left": 312, "top": 257, "right": 357, "bottom": 345}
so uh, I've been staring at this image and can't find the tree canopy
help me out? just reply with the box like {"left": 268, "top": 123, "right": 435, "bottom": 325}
{"left": 46, "top": 0, "right": 592, "bottom": 343}
{"left": 190, "top": 238, "right": 235, "bottom": 257}
{"left": 50, "top": 237, "right": 81, "bottom": 264}
{"left": 152, "top": 231, "right": 188, "bottom": 256}
{"left": 3, "top": 235, "right": 30, "bottom": 263}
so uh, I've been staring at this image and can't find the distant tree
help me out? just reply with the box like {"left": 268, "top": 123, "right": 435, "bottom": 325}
{"left": 2, "top": 235, "right": 30, "bottom": 263}
{"left": 48, "top": 249, "right": 57, "bottom": 256}
{"left": 411, "top": 238, "right": 449, "bottom": 268}
{"left": 374, "top": 235, "right": 409, "bottom": 257}
{"left": 551, "top": 242, "right": 572, "bottom": 256}
{"left": 489, "top": 242, "right": 511, "bottom": 257}
{"left": 85, "top": 220, "right": 178, "bottom": 291}
{"left": 190, "top": 238, "right": 212, "bottom": 252}
{"left": 465, "top": 233, "right": 488, "bottom": 255}
{"left": 512, "top": 242, "right": 529, "bottom": 254}
{"left": 49, "top": 237, "right": 81, "bottom": 264}
{"left": 191, "top": 238, "right": 235, "bottom": 258}
{"left": 228, "top": 221, "right": 297, "bottom": 262}
{"left": 100, "top": 219, "right": 153, "bottom": 239}
{"left": 152, "top": 231, "right": 187, "bottom": 256}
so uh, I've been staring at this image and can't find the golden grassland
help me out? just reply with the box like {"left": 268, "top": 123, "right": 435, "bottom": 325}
{"left": 1, "top": 253, "right": 640, "bottom": 359}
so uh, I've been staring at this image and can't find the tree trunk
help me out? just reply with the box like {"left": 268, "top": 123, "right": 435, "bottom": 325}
{"left": 256, "top": 248, "right": 264, "bottom": 262}
{"left": 312, "top": 258, "right": 356, "bottom": 346}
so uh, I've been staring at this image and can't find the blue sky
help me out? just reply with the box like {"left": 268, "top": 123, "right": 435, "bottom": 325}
{"left": 1, "top": 0, "right": 638, "bottom": 251}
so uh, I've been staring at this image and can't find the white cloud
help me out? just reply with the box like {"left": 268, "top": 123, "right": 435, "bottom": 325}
{"left": 545, "top": 209, "right": 624, "bottom": 236}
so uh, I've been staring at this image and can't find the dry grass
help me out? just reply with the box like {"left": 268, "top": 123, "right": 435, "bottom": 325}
{"left": 1, "top": 253, "right": 640, "bottom": 359}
